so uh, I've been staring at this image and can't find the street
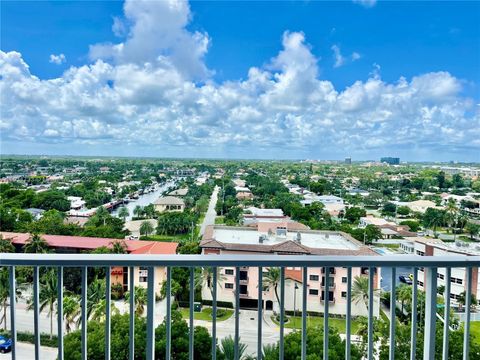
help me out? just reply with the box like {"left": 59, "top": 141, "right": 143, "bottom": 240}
{"left": 199, "top": 185, "right": 219, "bottom": 236}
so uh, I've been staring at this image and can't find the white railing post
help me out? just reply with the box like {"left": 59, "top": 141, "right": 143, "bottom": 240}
{"left": 166, "top": 267, "right": 172, "bottom": 360}
{"left": 9, "top": 266, "right": 17, "bottom": 360}
{"left": 345, "top": 267, "right": 352, "bottom": 360}
{"left": 423, "top": 267, "right": 437, "bottom": 360}
{"left": 410, "top": 268, "right": 418, "bottom": 360}
{"left": 442, "top": 267, "right": 451, "bottom": 360}
{"left": 146, "top": 266, "right": 156, "bottom": 360}
{"left": 212, "top": 267, "right": 217, "bottom": 360}
{"left": 105, "top": 266, "right": 111, "bottom": 360}
{"left": 129, "top": 266, "right": 135, "bottom": 360}
{"left": 189, "top": 267, "right": 194, "bottom": 360}
{"left": 257, "top": 267, "right": 263, "bottom": 360}
{"left": 234, "top": 266, "right": 240, "bottom": 360}
{"left": 57, "top": 267, "right": 64, "bottom": 360}
{"left": 279, "top": 267, "right": 285, "bottom": 360}
{"left": 367, "top": 267, "right": 374, "bottom": 360}
{"left": 463, "top": 267, "right": 472, "bottom": 360}
{"left": 301, "top": 267, "right": 307, "bottom": 360}
{"left": 389, "top": 267, "right": 396, "bottom": 360}
{"left": 323, "top": 266, "right": 330, "bottom": 360}
{"left": 81, "top": 267, "right": 88, "bottom": 360}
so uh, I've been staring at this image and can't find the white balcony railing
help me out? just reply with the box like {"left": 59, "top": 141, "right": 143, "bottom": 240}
{"left": 1, "top": 253, "right": 479, "bottom": 360}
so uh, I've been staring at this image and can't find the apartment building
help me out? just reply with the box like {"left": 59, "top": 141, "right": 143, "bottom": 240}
{"left": 401, "top": 237, "right": 480, "bottom": 305}
{"left": 200, "top": 225, "right": 380, "bottom": 317}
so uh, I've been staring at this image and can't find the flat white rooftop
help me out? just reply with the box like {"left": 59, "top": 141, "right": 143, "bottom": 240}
{"left": 212, "top": 228, "right": 359, "bottom": 250}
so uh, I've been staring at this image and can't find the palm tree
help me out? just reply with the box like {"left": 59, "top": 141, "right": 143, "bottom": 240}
{"left": 263, "top": 267, "right": 281, "bottom": 313}
{"left": 458, "top": 291, "right": 478, "bottom": 312}
{"left": 23, "top": 233, "right": 50, "bottom": 253}
{"left": 133, "top": 205, "right": 143, "bottom": 219}
{"left": 218, "top": 335, "right": 247, "bottom": 360}
{"left": 118, "top": 206, "right": 129, "bottom": 221}
{"left": 351, "top": 275, "right": 378, "bottom": 310}
{"left": 466, "top": 223, "right": 480, "bottom": 241}
{"left": 110, "top": 240, "right": 127, "bottom": 254}
{"left": 445, "top": 199, "right": 459, "bottom": 239}
{"left": 63, "top": 295, "right": 80, "bottom": 334}
{"left": 140, "top": 220, "right": 154, "bottom": 237}
{"left": 195, "top": 267, "right": 226, "bottom": 300}
{"left": 124, "top": 286, "right": 148, "bottom": 316}
{"left": 396, "top": 284, "right": 411, "bottom": 314}
{"left": 83, "top": 277, "right": 106, "bottom": 321}
{"left": 89, "top": 298, "right": 119, "bottom": 322}
{"left": 27, "top": 269, "right": 57, "bottom": 339}
{"left": 95, "top": 206, "right": 110, "bottom": 226}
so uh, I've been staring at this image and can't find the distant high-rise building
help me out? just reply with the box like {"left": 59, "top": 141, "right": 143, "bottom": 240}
{"left": 345, "top": 157, "right": 352, "bottom": 164}
{"left": 380, "top": 157, "right": 400, "bottom": 165}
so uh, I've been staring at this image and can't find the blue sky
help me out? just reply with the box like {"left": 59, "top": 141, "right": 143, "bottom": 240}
{"left": 1, "top": 0, "right": 479, "bottom": 161}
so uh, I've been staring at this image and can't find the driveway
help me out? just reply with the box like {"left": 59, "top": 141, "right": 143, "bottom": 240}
{"left": 2, "top": 343, "right": 57, "bottom": 360}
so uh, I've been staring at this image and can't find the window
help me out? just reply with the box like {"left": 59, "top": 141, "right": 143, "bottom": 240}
{"left": 321, "top": 291, "right": 334, "bottom": 301}
{"left": 321, "top": 276, "right": 334, "bottom": 287}
{"left": 225, "top": 283, "right": 234, "bottom": 289}
{"left": 438, "top": 273, "right": 444, "bottom": 280}
{"left": 309, "top": 289, "right": 319, "bottom": 295}
{"left": 240, "top": 271, "right": 248, "bottom": 280}
{"left": 140, "top": 276, "right": 147, "bottom": 283}
{"left": 451, "top": 277, "right": 463, "bottom": 285}
{"left": 342, "top": 277, "right": 347, "bottom": 283}
{"left": 417, "top": 280, "right": 424, "bottom": 287}
{"left": 225, "top": 269, "right": 234, "bottom": 275}
{"left": 341, "top": 291, "right": 347, "bottom": 298}
{"left": 416, "top": 250, "right": 425, "bottom": 256}
{"left": 309, "top": 275, "right": 319, "bottom": 281}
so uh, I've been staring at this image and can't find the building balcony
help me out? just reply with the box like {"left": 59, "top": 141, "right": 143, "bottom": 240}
{"left": 0, "top": 253, "right": 478, "bottom": 360}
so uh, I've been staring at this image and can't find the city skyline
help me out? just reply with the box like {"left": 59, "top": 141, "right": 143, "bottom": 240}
{"left": 1, "top": 0, "right": 479, "bottom": 161}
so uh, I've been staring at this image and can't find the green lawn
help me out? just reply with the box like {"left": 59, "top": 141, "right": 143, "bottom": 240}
{"left": 215, "top": 216, "right": 225, "bottom": 224}
{"left": 179, "top": 307, "right": 233, "bottom": 322}
{"left": 271, "top": 315, "right": 362, "bottom": 333}
{"left": 374, "top": 243, "right": 400, "bottom": 249}
{"left": 471, "top": 321, "right": 480, "bottom": 345}
{"left": 140, "top": 234, "right": 189, "bottom": 242}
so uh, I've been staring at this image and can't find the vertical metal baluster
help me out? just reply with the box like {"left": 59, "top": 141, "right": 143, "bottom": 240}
{"left": 166, "top": 267, "right": 172, "bottom": 360}
{"left": 212, "top": 267, "right": 217, "bottom": 360}
{"left": 279, "top": 267, "right": 285, "bottom": 360}
{"left": 257, "top": 267, "right": 263, "bottom": 360}
{"left": 423, "top": 267, "right": 437, "bottom": 360}
{"left": 146, "top": 266, "right": 156, "bottom": 360}
{"left": 442, "top": 268, "right": 451, "bottom": 360}
{"left": 323, "top": 267, "right": 329, "bottom": 360}
{"left": 367, "top": 267, "right": 374, "bottom": 360}
{"left": 81, "top": 267, "right": 88, "bottom": 360}
{"left": 189, "top": 267, "right": 194, "bottom": 360}
{"left": 301, "top": 267, "right": 307, "bottom": 360}
{"left": 389, "top": 267, "right": 396, "bottom": 360}
{"left": 57, "top": 267, "right": 64, "bottom": 360}
{"left": 345, "top": 267, "right": 352, "bottom": 360}
{"left": 105, "top": 267, "right": 111, "bottom": 360}
{"left": 463, "top": 267, "right": 472, "bottom": 360}
{"left": 234, "top": 267, "right": 240, "bottom": 360}
{"left": 33, "top": 266, "right": 40, "bottom": 360}
{"left": 129, "top": 267, "right": 135, "bottom": 360}
{"left": 9, "top": 266, "right": 17, "bottom": 360}
{"left": 410, "top": 268, "right": 418, "bottom": 360}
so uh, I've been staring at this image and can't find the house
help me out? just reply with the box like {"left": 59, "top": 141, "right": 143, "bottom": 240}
{"left": 154, "top": 196, "right": 185, "bottom": 212}
{"left": 0, "top": 232, "right": 177, "bottom": 295}
{"left": 124, "top": 219, "right": 158, "bottom": 238}
{"left": 200, "top": 225, "right": 380, "bottom": 317}
{"left": 235, "top": 186, "right": 253, "bottom": 200}
{"left": 168, "top": 188, "right": 189, "bottom": 197}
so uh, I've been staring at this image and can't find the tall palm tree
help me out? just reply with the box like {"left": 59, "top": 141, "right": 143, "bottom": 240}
{"left": 263, "top": 267, "right": 281, "bottom": 312}
{"left": 396, "top": 284, "right": 411, "bottom": 314}
{"left": 63, "top": 295, "right": 80, "bottom": 334}
{"left": 83, "top": 277, "right": 106, "bottom": 322}
{"left": 351, "top": 275, "right": 378, "bottom": 310}
{"left": 124, "top": 286, "right": 148, "bottom": 316}
{"left": 23, "top": 233, "right": 50, "bottom": 253}
{"left": 89, "top": 298, "right": 119, "bottom": 322}
{"left": 445, "top": 199, "right": 459, "bottom": 239}
{"left": 194, "top": 267, "right": 226, "bottom": 300}
{"left": 140, "top": 220, "right": 154, "bottom": 237}
{"left": 95, "top": 206, "right": 110, "bottom": 226}
{"left": 27, "top": 269, "right": 57, "bottom": 339}
{"left": 118, "top": 206, "right": 129, "bottom": 221}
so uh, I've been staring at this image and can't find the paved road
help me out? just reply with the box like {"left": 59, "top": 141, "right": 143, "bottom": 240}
{"left": 2, "top": 342, "right": 57, "bottom": 360}
{"left": 199, "top": 186, "right": 219, "bottom": 236}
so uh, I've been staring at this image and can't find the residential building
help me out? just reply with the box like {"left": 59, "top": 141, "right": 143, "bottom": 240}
{"left": 235, "top": 186, "right": 253, "bottom": 200}
{"left": 404, "top": 237, "right": 480, "bottom": 306}
{"left": 154, "top": 196, "right": 185, "bottom": 212}
{"left": 168, "top": 188, "right": 189, "bottom": 197}
{"left": 200, "top": 225, "right": 380, "bottom": 317}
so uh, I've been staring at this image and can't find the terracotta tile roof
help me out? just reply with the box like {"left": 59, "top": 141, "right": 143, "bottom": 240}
{"left": 285, "top": 269, "right": 303, "bottom": 283}
{"left": 0, "top": 232, "right": 178, "bottom": 255}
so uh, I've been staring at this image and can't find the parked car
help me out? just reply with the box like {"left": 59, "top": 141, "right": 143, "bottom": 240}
{"left": 0, "top": 335, "right": 12, "bottom": 353}
{"left": 399, "top": 275, "right": 413, "bottom": 285}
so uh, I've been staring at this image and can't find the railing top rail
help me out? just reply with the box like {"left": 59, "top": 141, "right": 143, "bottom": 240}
{"left": 1, "top": 253, "right": 479, "bottom": 267}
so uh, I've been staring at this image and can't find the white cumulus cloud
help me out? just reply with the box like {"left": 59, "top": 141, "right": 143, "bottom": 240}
{"left": 49, "top": 53, "right": 66, "bottom": 65}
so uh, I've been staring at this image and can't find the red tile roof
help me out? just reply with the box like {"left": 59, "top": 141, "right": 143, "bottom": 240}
{"left": 0, "top": 232, "right": 178, "bottom": 255}
{"left": 285, "top": 269, "right": 303, "bottom": 283}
